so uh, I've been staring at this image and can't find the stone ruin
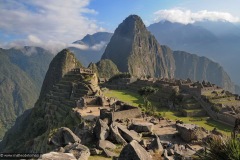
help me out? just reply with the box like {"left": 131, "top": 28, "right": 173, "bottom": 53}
{"left": 176, "top": 123, "right": 208, "bottom": 143}
{"left": 76, "top": 95, "right": 118, "bottom": 109}
{"left": 71, "top": 68, "right": 94, "bottom": 75}
{"left": 100, "top": 101, "right": 142, "bottom": 122}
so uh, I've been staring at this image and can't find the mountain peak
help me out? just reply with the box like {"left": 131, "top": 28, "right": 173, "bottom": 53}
{"left": 40, "top": 49, "right": 82, "bottom": 98}
{"left": 114, "top": 14, "right": 146, "bottom": 37}
{"left": 102, "top": 15, "right": 175, "bottom": 78}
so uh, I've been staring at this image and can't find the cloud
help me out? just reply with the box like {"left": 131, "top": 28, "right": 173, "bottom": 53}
{"left": 0, "top": 0, "right": 104, "bottom": 51}
{"left": 90, "top": 41, "right": 107, "bottom": 51}
{"left": 28, "top": 35, "right": 42, "bottom": 44}
{"left": 154, "top": 9, "right": 240, "bottom": 24}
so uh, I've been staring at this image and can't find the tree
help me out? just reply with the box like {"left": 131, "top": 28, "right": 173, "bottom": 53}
{"left": 138, "top": 86, "right": 158, "bottom": 114}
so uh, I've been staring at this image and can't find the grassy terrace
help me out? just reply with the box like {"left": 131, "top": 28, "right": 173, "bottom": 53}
{"left": 104, "top": 89, "right": 232, "bottom": 135}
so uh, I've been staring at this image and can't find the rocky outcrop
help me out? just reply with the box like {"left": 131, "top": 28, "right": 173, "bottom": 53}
{"left": 50, "top": 127, "right": 81, "bottom": 147}
{"left": 109, "top": 123, "right": 127, "bottom": 145}
{"left": 117, "top": 123, "right": 142, "bottom": 142}
{"left": 118, "top": 140, "right": 152, "bottom": 160}
{"left": 40, "top": 49, "right": 82, "bottom": 99}
{"left": 173, "top": 51, "right": 235, "bottom": 93}
{"left": 64, "top": 143, "right": 90, "bottom": 160}
{"left": 101, "top": 15, "right": 175, "bottom": 78}
{"left": 39, "top": 152, "right": 76, "bottom": 160}
{"left": 88, "top": 59, "right": 120, "bottom": 78}
{"left": 129, "top": 122, "right": 154, "bottom": 133}
{"left": 94, "top": 119, "right": 110, "bottom": 140}
{"left": 148, "top": 135, "right": 164, "bottom": 155}
{"left": 98, "top": 140, "right": 116, "bottom": 150}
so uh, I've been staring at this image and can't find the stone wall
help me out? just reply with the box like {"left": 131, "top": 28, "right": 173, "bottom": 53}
{"left": 112, "top": 108, "right": 142, "bottom": 121}
{"left": 198, "top": 98, "right": 235, "bottom": 126}
{"left": 216, "top": 112, "right": 236, "bottom": 126}
{"left": 99, "top": 103, "right": 142, "bottom": 122}
{"left": 85, "top": 96, "right": 101, "bottom": 105}
{"left": 182, "top": 110, "right": 207, "bottom": 117}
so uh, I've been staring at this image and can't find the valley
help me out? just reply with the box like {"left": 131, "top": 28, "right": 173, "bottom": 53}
{"left": 0, "top": 2, "right": 240, "bottom": 159}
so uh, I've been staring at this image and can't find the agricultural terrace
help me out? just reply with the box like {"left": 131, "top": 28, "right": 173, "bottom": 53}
{"left": 104, "top": 89, "right": 232, "bottom": 135}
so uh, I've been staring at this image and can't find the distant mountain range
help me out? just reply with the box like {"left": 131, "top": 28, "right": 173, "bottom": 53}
{"left": 148, "top": 20, "right": 240, "bottom": 86}
{"left": 69, "top": 19, "right": 240, "bottom": 92}
{"left": 68, "top": 32, "right": 113, "bottom": 67}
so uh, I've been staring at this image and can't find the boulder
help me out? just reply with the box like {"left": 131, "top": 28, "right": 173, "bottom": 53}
{"left": 39, "top": 152, "right": 76, "bottom": 160}
{"left": 109, "top": 123, "right": 127, "bottom": 145}
{"left": 148, "top": 135, "right": 164, "bottom": 155}
{"left": 117, "top": 123, "right": 141, "bottom": 142}
{"left": 75, "top": 122, "right": 93, "bottom": 145}
{"left": 139, "top": 139, "right": 147, "bottom": 148}
{"left": 64, "top": 143, "right": 90, "bottom": 160}
{"left": 94, "top": 119, "right": 110, "bottom": 140}
{"left": 98, "top": 140, "right": 116, "bottom": 150}
{"left": 102, "top": 148, "right": 118, "bottom": 158}
{"left": 163, "top": 149, "right": 174, "bottom": 160}
{"left": 90, "top": 148, "right": 102, "bottom": 155}
{"left": 118, "top": 140, "right": 152, "bottom": 160}
{"left": 50, "top": 127, "right": 81, "bottom": 147}
{"left": 129, "top": 122, "right": 153, "bottom": 133}
{"left": 167, "top": 149, "right": 174, "bottom": 156}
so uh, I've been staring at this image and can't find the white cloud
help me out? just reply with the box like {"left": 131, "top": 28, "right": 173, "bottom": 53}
{"left": 28, "top": 35, "right": 42, "bottom": 44}
{"left": 154, "top": 9, "right": 240, "bottom": 24}
{"left": 90, "top": 41, "right": 107, "bottom": 51}
{"left": 0, "top": 0, "right": 104, "bottom": 51}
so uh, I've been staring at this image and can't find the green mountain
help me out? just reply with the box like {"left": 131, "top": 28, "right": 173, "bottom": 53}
{"left": 88, "top": 59, "right": 120, "bottom": 78}
{"left": 40, "top": 49, "right": 82, "bottom": 99}
{"left": 0, "top": 49, "right": 101, "bottom": 152}
{"left": 101, "top": 15, "right": 236, "bottom": 93}
{"left": 0, "top": 47, "right": 53, "bottom": 139}
{"left": 101, "top": 15, "right": 175, "bottom": 78}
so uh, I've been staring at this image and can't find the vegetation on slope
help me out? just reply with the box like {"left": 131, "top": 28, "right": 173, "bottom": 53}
{"left": 0, "top": 51, "right": 39, "bottom": 138}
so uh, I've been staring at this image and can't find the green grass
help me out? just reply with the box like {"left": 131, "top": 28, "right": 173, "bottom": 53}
{"left": 104, "top": 89, "right": 232, "bottom": 135}
{"left": 89, "top": 156, "right": 111, "bottom": 160}
{"left": 104, "top": 90, "right": 144, "bottom": 106}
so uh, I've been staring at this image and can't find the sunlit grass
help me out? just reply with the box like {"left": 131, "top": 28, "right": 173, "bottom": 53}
{"left": 104, "top": 89, "right": 144, "bottom": 106}
{"left": 104, "top": 89, "right": 232, "bottom": 135}
{"left": 89, "top": 156, "right": 111, "bottom": 160}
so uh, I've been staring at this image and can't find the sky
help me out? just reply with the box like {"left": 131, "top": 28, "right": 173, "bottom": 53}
{"left": 0, "top": 0, "right": 240, "bottom": 51}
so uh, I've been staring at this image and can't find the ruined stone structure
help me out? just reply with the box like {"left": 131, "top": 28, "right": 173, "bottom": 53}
{"left": 178, "top": 80, "right": 223, "bottom": 98}
{"left": 100, "top": 101, "right": 142, "bottom": 122}
{"left": 176, "top": 123, "right": 208, "bottom": 142}
{"left": 72, "top": 68, "right": 94, "bottom": 75}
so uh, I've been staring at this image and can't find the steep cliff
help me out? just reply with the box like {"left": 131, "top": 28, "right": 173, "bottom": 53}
{"left": 173, "top": 51, "right": 235, "bottom": 92}
{"left": 0, "top": 50, "right": 101, "bottom": 152}
{"left": 101, "top": 15, "right": 175, "bottom": 78}
{"left": 0, "top": 51, "right": 38, "bottom": 138}
{"left": 0, "top": 47, "right": 53, "bottom": 138}
{"left": 40, "top": 49, "right": 82, "bottom": 99}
